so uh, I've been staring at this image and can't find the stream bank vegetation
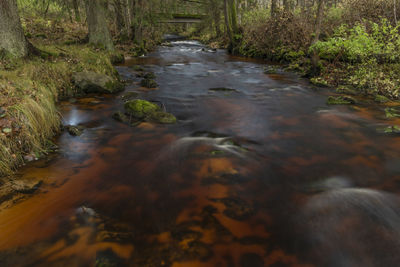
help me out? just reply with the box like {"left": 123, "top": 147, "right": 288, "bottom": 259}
{"left": 192, "top": 0, "right": 400, "bottom": 100}
{"left": 0, "top": 0, "right": 184, "bottom": 176}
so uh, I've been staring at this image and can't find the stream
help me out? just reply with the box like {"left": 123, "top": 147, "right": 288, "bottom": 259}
{"left": 1, "top": 40, "right": 400, "bottom": 266}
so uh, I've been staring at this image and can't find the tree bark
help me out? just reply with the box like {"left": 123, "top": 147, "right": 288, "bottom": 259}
{"left": 85, "top": 0, "right": 114, "bottom": 51}
{"left": 310, "top": 0, "right": 325, "bottom": 75}
{"left": 0, "top": 0, "right": 29, "bottom": 58}
{"left": 72, "top": 0, "right": 80, "bottom": 22}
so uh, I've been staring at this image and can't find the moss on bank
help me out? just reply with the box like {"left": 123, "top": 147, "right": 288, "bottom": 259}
{"left": 0, "top": 43, "right": 119, "bottom": 176}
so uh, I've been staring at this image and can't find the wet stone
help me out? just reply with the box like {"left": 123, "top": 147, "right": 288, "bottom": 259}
{"left": 209, "top": 87, "right": 238, "bottom": 92}
{"left": 140, "top": 78, "right": 158, "bottom": 88}
{"left": 11, "top": 180, "right": 42, "bottom": 194}
{"left": 65, "top": 125, "right": 84, "bottom": 136}
{"left": 211, "top": 197, "right": 255, "bottom": 221}
{"left": 202, "top": 172, "right": 247, "bottom": 185}
{"left": 385, "top": 107, "right": 400, "bottom": 118}
{"left": 121, "top": 92, "right": 139, "bottom": 100}
{"left": 327, "top": 95, "right": 357, "bottom": 105}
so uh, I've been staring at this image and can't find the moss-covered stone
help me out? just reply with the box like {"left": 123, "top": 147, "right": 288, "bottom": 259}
{"left": 336, "top": 85, "right": 357, "bottom": 95}
{"left": 375, "top": 95, "right": 390, "bottom": 103}
{"left": 385, "top": 107, "right": 400, "bottom": 118}
{"left": 121, "top": 92, "right": 139, "bottom": 100}
{"left": 327, "top": 96, "right": 356, "bottom": 105}
{"left": 264, "top": 66, "right": 278, "bottom": 74}
{"left": 72, "top": 71, "right": 124, "bottom": 94}
{"left": 378, "top": 125, "right": 400, "bottom": 134}
{"left": 148, "top": 111, "right": 177, "bottom": 124}
{"left": 140, "top": 78, "right": 158, "bottom": 88}
{"left": 65, "top": 125, "right": 84, "bottom": 136}
{"left": 129, "top": 65, "right": 144, "bottom": 72}
{"left": 124, "top": 99, "right": 161, "bottom": 119}
{"left": 311, "top": 77, "right": 329, "bottom": 87}
{"left": 112, "top": 112, "right": 130, "bottom": 123}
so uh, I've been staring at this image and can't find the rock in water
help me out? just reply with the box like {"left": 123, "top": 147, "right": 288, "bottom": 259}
{"left": 124, "top": 99, "right": 161, "bottom": 119}
{"left": 72, "top": 71, "right": 124, "bottom": 94}
{"left": 124, "top": 99, "right": 177, "bottom": 124}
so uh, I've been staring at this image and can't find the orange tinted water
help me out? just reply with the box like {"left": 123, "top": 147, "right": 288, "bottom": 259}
{"left": 1, "top": 41, "right": 400, "bottom": 266}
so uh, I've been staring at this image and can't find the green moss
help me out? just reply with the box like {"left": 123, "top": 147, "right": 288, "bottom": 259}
{"left": 124, "top": 99, "right": 161, "bottom": 119}
{"left": 375, "top": 95, "right": 390, "bottom": 103}
{"left": 121, "top": 92, "right": 139, "bottom": 100}
{"left": 140, "top": 78, "right": 158, "bottom": 88}
{"left": 378, "top": 125, "right": 400, "bottom": 134}
{"left": 109, "top": 53, "right": 125, "bottom": 64}
{"left": 336, "top": 86, "right": 357, "bottom": 95}
{"left": 311, "top": 77, "right": 329, "bottom": 87}
{"left": 264, "top": 66, "right": 278, "bottom": 74}
{"left": 149, "top": 111, "right": 177, "bottom": 124}
{"left": 385, "top": 107, "right": 400, "bottom": 118}
{"left": 327, "top": 96, "right": 357, "bottom": 105}
{"left": 130, "top": 65, "right": 144, "bottom": 72}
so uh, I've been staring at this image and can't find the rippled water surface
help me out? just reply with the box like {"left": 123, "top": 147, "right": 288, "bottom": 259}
{"left": 1, "top": 40, "right": 400, "bottom": 266}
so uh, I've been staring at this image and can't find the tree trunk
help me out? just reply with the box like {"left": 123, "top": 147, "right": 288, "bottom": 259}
{"left": 310, "top": 0, "right": 325, "bottom": 75}
{"left": 113, "top": 0, "right": 124, "bottom": 35}
{"left": 0, "top": 0, "right": 28, "bottom": 58}
{"left": 271, "top": 0, "right": 277, "bottom": 17}
{"left": 72, "top": 0, "right": 80, "bottom": 22}
{"left": 224, "top": 0, "right": 233, "bottom": 42}
{"left": 85, "top": 0, "right": 114, "bottom": 51}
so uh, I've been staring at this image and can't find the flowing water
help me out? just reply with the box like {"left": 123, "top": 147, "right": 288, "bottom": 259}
{"left": 1, "top": 40, "right": 400, "bottom": 266}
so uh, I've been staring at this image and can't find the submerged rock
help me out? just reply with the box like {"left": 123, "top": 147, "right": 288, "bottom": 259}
{"left": 327, "top": 96, "right": 356, "bottom": 105}
{"left": 129, "top": 65, "right": 144, "bottom": 72}
{"left": 209, "top": 87, "right": 237, "bottom": 92}
{"left": 11, "top": 180, "right": 42, "bottom": 194}
{"left": 148, "top": 111, "right": 177, "bottom": 124}
{"left": 311, "top": 77, "right": 329, "bottom": 87}
{"left": 121, "top": 92, "right": 139, "bottom": 100}
{"left": 112, "top": 112, "right": 130, "bottom": 123}
{"left": 140, "top": 78, "right": 158, "bottom": 88}
{"left": 72, "top": 71, "right": 124, "bottom": 94}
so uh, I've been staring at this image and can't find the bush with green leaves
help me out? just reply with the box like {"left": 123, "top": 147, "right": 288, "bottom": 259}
{"left": 311, "top": 19, "right": 400, "bottom": 63}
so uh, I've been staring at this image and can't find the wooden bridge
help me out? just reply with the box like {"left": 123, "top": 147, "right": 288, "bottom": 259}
{"left": 159, "top": 0, "right": 206, "bottom": 24}
{"left": 160, "top": 13, "right": 206, "bottom": 24}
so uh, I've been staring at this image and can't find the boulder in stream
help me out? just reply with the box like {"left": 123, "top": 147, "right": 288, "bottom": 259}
{"left": 140, "top": 78, "right": 158, "bottom": 88}
{"left": 327, "top": 96, "right": 357, "bottom": 105}
{"left": 123, "top": 99, "right": 176, "bottom": 124}
{"left": 72, "top": 71, "right": 124, "bottom": 94}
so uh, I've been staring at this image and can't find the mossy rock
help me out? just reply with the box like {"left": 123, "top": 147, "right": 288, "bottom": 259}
{"left": 311, "top": 77, "right": 329, "bottom": 87}
{"left": 72, "top": 71, "right": 124, "bottom": 94}
{"left": 143, "top": 72, "right": 156, "bottom": 79}
{"left": 148, "top": 111, "right": 177, "bottom": 124}
{"left": 264, "top": 66, "right": 278, "bottom": 74}
{"left": 378, "top": 125, "right": 400, "bottom": 134}
{"left": 385, "top": 107, "right": 400, "bottom": 118}
{"left": 65, "top": 125, "right": 84, "bottom": 136}
{"left": 112, "top": 112, "right": 130, "bottom": 123}
{"left": 336, "top": 86, "right": 357, "bottom": 95}
{"left": 110, "top": 53, "right": 125, "bottom": 64}
{"left": 140, "top": 78, "right": 158, "bottom": 88}
{"left": 121, "top": 92, "right": 139, "bottom": 100}
{"left": 129, "top": 65, "right": 144, "bottom": 72}
{"left": 209, "top": 87, "right": 237, "bottom": 92}
{"left": 124, "top": 99, "right": 161, "bottom": 119}
{"left": 375, "top": 95, "right": 390, "bottom": 103}
{"left": 327, "top": 96, "right": 356, "bottom": 105}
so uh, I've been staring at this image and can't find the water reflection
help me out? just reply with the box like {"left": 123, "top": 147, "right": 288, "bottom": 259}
{"left": 0, "top": 40, "right": 400, "bottom": 266}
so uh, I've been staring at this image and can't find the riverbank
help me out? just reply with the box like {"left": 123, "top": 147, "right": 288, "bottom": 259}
{"left": 0, "top": 17, "right": 126, "bottom": 177}
{"left": 191, "top": 10, "right": 400, "bottom": 103}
